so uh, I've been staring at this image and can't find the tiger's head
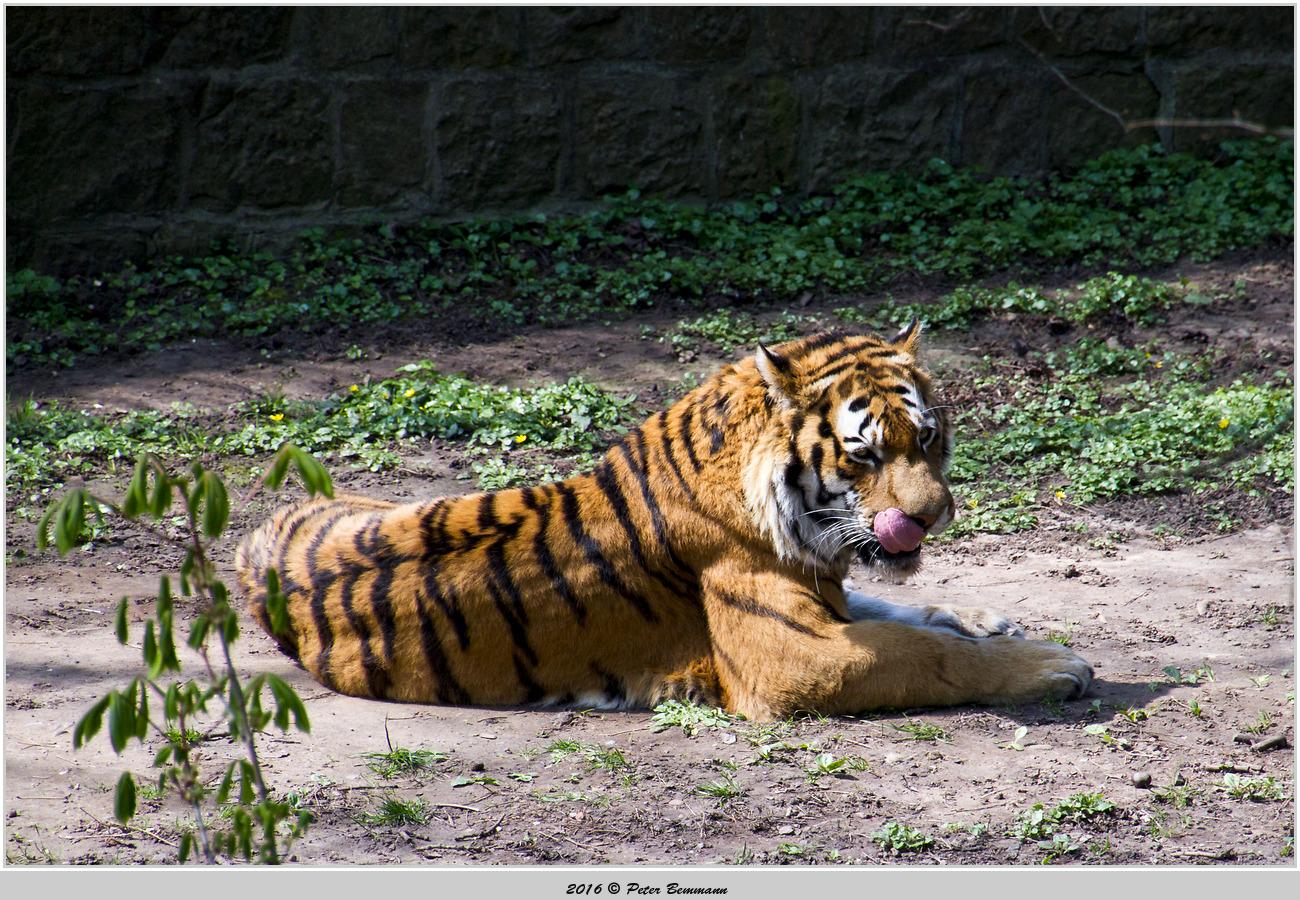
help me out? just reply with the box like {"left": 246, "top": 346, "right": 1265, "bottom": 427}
{"left": 742, "top": 323, "right": 955, "bottom": 581}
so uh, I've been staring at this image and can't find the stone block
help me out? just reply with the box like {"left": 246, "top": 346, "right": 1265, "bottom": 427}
{"left": 762, "top": 8, "right": 873, "bottom": 67}
{"left": 713, "top": 73, "right": 801, "bottom": 194}
{"left": 523, "top": 7, "right": 644, "bottom": 66}
{"left": 644, "top": 8, "right": 755, "bottom": 64}
{"left": 398, "top": 7, "right": 523, "bottom": 69}
{"left": 872, "top": 7, "right": 1010, "bottom": 60}
{"left": 338, "top": 81, "right": 430, "bottom": 206}
{"left": 1045, "top": 69, "right": 1160, "bottom": 169}
{"left": 191, "top": 80, "right": 334, "bottom": 211}
{"left": 7, "top": 82, "right": 188, "bottom": 224}
{"left": 298, "top": 7, "right": 398, "bottom": 70}
{"left": 153, "top": 7, "right": 294, "bottom": 68}
{"left": 571, "top": 74, "right": 706, "bottom": 196}
{"left": 1011, "top": 6, "right": 1143, "bottom": 57}
{"left": 1166, "top": 63, "right": 1294, "bottom": 153}
{"left": 7, "top": 6, "right": 156, "bottom": 76}
{"left": 960, "top": 67, "right": 1049, "bottom": 174}
{"left": 436, "top": 77, "right": 562, "bottom": 207}
{"left": 805, "top": 66, "right": 961, "bottom": 187}
{"left": 1147, "top": 7, "right": 1294, "bottom": 55}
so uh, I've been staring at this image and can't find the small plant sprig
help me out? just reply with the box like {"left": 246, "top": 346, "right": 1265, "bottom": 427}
{"left": 39, "top": 444, "right": 333, "bottom": 864}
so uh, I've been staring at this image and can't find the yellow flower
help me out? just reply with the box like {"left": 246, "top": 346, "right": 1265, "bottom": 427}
{"left": 1218, "top": 417, "right": 1230, "bottom": 429}
{"left": 515, "top": 434, "right": 528, "bottom": 443}
{"left": 349, "top": 384, "right": 360, "bottom": 393}
{"left": 1153, "top": 360, "right": 1163, "bottom": 368}
{"left": 403, "top": 388, "right": 416, "bottom": 399}
{"left": 967, "top": 498, "right": 979, "bottom": 509}
{"left": 268, "top": 413, "right": 284, "bottom": 422}
{"left": 1055, "top": 490, "right": 1066, "bottom": 500}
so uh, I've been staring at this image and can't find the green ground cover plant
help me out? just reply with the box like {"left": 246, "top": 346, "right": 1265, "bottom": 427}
{"left": 8, "top": 139, "right": 1291, "bottom": 369}
{"left": 5, "top": 366, "right": 635, "bottom": 504}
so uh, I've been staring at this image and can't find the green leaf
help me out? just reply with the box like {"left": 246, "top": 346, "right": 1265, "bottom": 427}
{"left": 148, "top": 466, "right": 172, "bottom": 518}
{"left": 265, "top": 568, "right": 289, "bottom": 636}
{"left": 123, "top": 456, "right": 149, "bottom": 518}
{"left": 200, "top": 471, "right": 230, "bottom": 538}
{"left": 239, "top": 760, "right": 256, "bottom": 804}
{"left": 134, "top": 683, "right": 149, "bottom": 741}
{"left": 143, "top": 621, "right": 161, "bottom": 678}
{"left": 73, "top": 695, "right": 112, "bottom": 749}
{"left": 265, "top": 446, "right": 293, "bottom": 491}
{"left": 266, "top": 674, "right": 311, "bottom": 733}
{"left": 153, "top": 745, "right": 173, "bottom": 768}
{"left": 291, "top": 447, "right": 334, "bottom": 498}
{"left": 216, "top": 762, "right": 236, "bottom": 805}
{"left": 188, "top": 613, "right": 210, "bottom": 650}
{"left": 107, "top": 691, "right": 133, "bottom": 753}
{"left": 178, "top": 831, "right": 194, "bottom": 863}
{"left": 114, "top": 598, "right": 130, "bottom": 644}
{"left": 113, "top": 771, "right": 137, "bottom": 824}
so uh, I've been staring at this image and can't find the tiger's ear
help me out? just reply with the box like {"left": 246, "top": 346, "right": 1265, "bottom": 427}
{"left": 755, "top": 343, "right": 800, "bottom": 405}
{"left": 890, "top": 318, "right": 922, "bottom": 364}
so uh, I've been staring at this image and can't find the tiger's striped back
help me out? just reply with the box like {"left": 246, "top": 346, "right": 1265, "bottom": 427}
{"left": 235, "top": 328, "right": 958, "bottom": 717}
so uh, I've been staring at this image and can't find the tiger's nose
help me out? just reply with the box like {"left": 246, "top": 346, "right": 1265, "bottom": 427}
{"left": 908, "top": 513, "right": 935, "bottom": 532}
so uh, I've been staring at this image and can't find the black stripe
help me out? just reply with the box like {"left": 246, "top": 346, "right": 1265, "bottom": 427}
{"left": 799, "top": 590, "right": 852, "bottom": 625}
{"left": 487, "top": 576, "right": 538, "bottom": 666}
{"left": 556, "top": 483, "right": 659, "bottom": 623}
{"left": 477, "top": 493, "right": 497, "bottom": 530}
{"left": 848, "top": 397, "right": 868, "bottom": 412}
{"left": 656, "top": 411, "right": 694, "bottom": 496}
{"left": 591, "top": 664, "right": 625, "bottom": 704}
{"left": 368, "top": 559, "right": 397, "bottom": 666}
{"left": 715, "top": 589, "right": 826, "bottom": 639}
{"left": 678, "top": 405, "right": 703, "bottom": 472}
{"left": 529, "top": 492, "right": 588, "bottom": 623}
{"left": 792, "top": 331, "right": 845, "bottom": 358}
{"left": 810, "top": 360, "right": 855, "bottom": 383}
{"left": 514, "top": 654, "right": 545, "bottom": 704}
{"left": 413, "top": 581, "right": 470, "bottom": 704}
{"left": 593, "top": 459, "right": 690, "bottom": 599}
{"left": 337, "top": 562, "right": 388, "bottom": 697}
{"left": 422, "top": 566, "right": 470, "bottom": 650}
{"left": 617, "top": 433, "right": 698, "bottom": 594}
{"left": 304, "top": 511, "right": 353, "bottom": 685}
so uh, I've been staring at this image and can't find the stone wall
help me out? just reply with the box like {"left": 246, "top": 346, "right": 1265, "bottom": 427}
{"left": 7, "top": 6, "right": 1293, "bottom": 273}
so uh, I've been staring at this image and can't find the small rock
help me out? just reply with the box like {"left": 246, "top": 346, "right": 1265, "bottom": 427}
{"left": 470, "top": 761, "right": 485, "bottom": 772}
{"left": 778, "top": 825, "right": 795, "bottom": 835}
{"left": 1131, "top": 772, "right": 1152, "bottom": 788}
{"left": 1196, "top": 599, "right": 1212, "bottom": 616}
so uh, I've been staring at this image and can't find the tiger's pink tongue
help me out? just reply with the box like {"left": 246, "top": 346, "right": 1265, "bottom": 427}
{"left": 873, "top": 508, "right": 925, "bottom": 554}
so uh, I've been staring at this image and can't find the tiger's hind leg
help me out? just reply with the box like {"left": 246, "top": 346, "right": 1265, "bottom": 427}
{"left": 647, "top": 658, "right": 726, "bottom": 709}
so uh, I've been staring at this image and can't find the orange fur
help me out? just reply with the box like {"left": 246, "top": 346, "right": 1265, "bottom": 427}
{"left": 235, "top": 330, "right": 1091, "bottom": 720}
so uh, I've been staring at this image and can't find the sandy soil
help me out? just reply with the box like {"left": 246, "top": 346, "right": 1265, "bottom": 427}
{"left": 4, "top": 252, "right": 1294, "bottom": 866}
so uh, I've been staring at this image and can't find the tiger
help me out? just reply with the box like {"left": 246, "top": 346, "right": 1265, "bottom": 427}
{"left": 234, "top": 324, "right": 1092, "bottom": 722}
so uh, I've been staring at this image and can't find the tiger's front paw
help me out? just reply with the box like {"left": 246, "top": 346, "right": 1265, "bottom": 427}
{"left": 991, "top": 638, "right": 1093, "bottom": 703}
{"left": 924, "top": 604, "right": 1025, "bottom": 639}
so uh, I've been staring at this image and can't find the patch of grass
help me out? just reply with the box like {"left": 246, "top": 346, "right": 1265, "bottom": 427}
{"left": 804, "top": 752, "right": 870, "bottom": 780}
{"left": 1219, "top": 774, "right": 1284, "bottom": 802}
{"left": 1152, "top": 783, "right": 1200, "bottom": 808}
{"left": 870, "top": 821, "right": 935, "bottom": 853}
{"left": 361, "top": 747, "right": 448, "bottom": 779}
{"left": 776, "top": 841, "right": 808, "bottom": 857}
{"left": 891, "top": 719, "right": 950, "bottom": 742}
{"left": 545, "top": 740, "right": 630, "bottom": 772}
{"left": 6, "top": 366, "right": 637, "bottom": 501}
{"left": 356, "top": 795, "right": 430, "bottom": 827}
{"left": 9, "top": 139, "right": 1291, "bottom": 370}
{"left": 695, "top": 774, "right": 744, "bottom": 803}
{"left": 663, "top": 309, "right": 809, "bottom": 358}
{"left": 649, "top": 700, "right": 738, "bottom": 736}
{"left": 1244, "top": 710, "right": 1275, "bottom": 734}
{"left": 1037, "top": 832, "right": 1081, "bottom": 865}
{"left": 1010, "top": 792, "right": 1115, "bottom": 842}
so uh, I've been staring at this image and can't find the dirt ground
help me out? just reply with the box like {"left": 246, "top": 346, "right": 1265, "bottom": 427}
{"left": 3, "top": 252, "right": 1295, "bottom": 866}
